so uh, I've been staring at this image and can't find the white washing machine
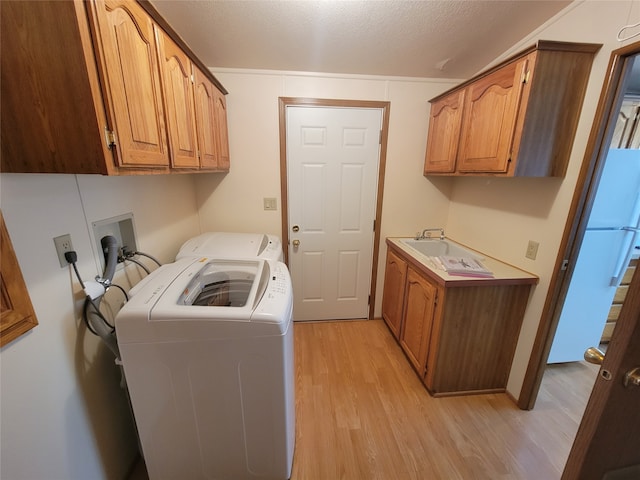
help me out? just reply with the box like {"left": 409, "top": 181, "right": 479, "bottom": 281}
{"left": 115, "top": 257, "right": 295, "bottom": 480}
{"left": 176, "top": 232, "right": 283, "bottom": 261}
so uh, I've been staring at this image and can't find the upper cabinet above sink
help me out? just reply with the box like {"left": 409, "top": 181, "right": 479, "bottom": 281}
{"left": 424, "top": 41, "right": 602, "bottom": 177}
{"left": 1, "top": 0, "right": 229, "bottom": 175}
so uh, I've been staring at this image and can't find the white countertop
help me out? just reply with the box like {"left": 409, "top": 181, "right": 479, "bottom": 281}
{"left": 387, "top": 237, "right": 538, "bottom": 286}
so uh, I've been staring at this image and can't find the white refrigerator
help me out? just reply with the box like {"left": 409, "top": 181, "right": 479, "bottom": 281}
{"left": 548, "top": 148, "right": 640, "bottom": 363}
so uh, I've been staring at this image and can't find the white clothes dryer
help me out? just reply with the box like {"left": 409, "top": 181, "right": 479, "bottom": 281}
{"left": 176, "top": 232, "right": 283, "bottom": 262}
{"left": 115, "top": 257, "right": 295, "bottom": 480}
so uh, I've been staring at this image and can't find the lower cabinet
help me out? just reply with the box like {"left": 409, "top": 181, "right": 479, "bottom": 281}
{"left": 381, "top": 249, "right": 407, "bottom": 339}
{"left": 400, "top": 267, "right": 437, "bottom": 375}
{"left": 381, "top": 245, "right": 532, "bottom": 396}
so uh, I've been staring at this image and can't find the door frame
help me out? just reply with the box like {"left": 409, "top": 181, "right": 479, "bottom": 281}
{"left": 278, "top": 97, "right": 391, "bottom": 320}
{"left": 518, "top": 41, "right": 640, "bottom": 409}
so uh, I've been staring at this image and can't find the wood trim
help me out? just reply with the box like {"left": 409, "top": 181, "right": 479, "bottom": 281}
{"left": 518, "top": 40, "right": 640, "bottom": 410}
{"left": 0, "top": 212, "right": 38, "bottom": 347}
{"left": 278, "top": 97, "right": 391, "bottom": 319}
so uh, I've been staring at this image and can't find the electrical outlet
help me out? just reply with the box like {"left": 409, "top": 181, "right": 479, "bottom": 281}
{"left": 263, "top": 197, "right": 277, "bottom": 211}
{"left": 53, "top": 234, "right": 74, "bottom": 267}
{"left": 525, "top": 240, "right": 539, "bottom": 260}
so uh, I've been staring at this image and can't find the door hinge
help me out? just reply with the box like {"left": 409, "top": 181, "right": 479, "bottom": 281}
{"left": 105, "top": 128, "right": 117, "bottom": 149}
{"left": 379, "top": 130, "right": 382, "bottom": 144}
{"left": 368, "top": 295, "right": 371, "bottom": 305}
{"left": 561, "top": 259, "right": 569, "bottom": 271}
{"left": 373, "top": 219, "right": 376, "bottom": 232}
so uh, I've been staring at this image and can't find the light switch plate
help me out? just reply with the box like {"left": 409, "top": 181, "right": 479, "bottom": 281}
{"left": 263, "top": 197, "right": 277, "bottom": 211}
{"left": 526, "top": 240, "right": 539, "bottom": 260}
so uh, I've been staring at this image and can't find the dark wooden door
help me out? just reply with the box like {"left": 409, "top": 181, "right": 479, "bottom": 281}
{"left": 562, "top": 265, "right": 640, "bottom": 479}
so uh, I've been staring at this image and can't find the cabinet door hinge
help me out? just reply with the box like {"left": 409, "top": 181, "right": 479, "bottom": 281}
{"left": 521, "top": 69, "right": 530, "bottom": 84}
{"left": 104, "top": 128, "right": 117, "bottom": 149}
{"left": 191, "top": 73, "right": 195, "bottom": 84}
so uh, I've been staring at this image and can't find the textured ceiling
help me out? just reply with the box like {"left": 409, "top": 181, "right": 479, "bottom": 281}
{"left": 149, "top": 0, "right": 573, "bottom": 79}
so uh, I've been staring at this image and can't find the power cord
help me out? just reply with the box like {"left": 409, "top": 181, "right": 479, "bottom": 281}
{"left": 65, "top": 250, "right": 122, "bottom": 335}
{"left": 64, "top": 251, "right": 85, "bottom": 289}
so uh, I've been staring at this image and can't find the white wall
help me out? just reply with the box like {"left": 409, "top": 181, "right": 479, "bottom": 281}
{"left": 0, "top": 173, "right": 201, "bottom": 479}
{"left": 445, "top": 0, "right": 640, "bottom": 395}
{"left": 195, "top": 70, "right": 457, "bottom": 315}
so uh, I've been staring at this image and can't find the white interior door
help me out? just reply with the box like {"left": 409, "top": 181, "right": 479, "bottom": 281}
{"left": 286, "top": 106, "right": 382, "bottom": 321}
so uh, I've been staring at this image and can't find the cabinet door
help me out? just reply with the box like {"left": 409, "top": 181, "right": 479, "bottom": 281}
{"left": 92, "top": 0, "right": 169, "bottom": 168}
{"left": 424, "top": 90, "right": 465, "bottom": 174}
{"left": 213, "top": 88, "right": 231, "bottom": 171}
{"left": 457, "top": 58, "right": 528, "bottom": 173}
{"left": 381, "top": 250, "right": 408, "bottom": 339}
{"left": 400, "top": 267, "right": 437, "bottom": 374}
{"left": 193, "top": 68, "right": 219, "bottom": 169}
{"left": 155, "top": 27, "right": 199, "bottom": 168}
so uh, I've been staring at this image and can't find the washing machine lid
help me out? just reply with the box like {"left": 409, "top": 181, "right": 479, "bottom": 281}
{"left": 148, "top": 258, "right": 291, "bottom": 323}
{"left": 115, "top": 256, "right": 293, "bottom": 345}
{"left": 176, "top": 259, "right": 269, "bottom": 312}
{"left": 175, "top": 232, "right": 282, "bottom": 261}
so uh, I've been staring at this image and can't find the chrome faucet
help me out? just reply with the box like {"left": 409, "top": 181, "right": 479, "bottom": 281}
{"left": 418, "top": 228, "right": 445, "bottom": 240}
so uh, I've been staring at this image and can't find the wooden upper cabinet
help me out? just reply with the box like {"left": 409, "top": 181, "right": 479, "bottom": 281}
{"left": 156, "top": 28, "right": 231, "bottom": 171}
{"left": 93, "top": 0, "right": 169, "bottom": 168}
{"left": 1, "top": 0, "right": 112, "bottom": 174}
{"left": 155, "top": 26, "right": 199, "bottom": 169}
{"left": 0, "top": 0, "right": 228, "bottom": 175}
{"left": 194, "top": 68, "right": 218, "bottom": 169}
{"left": 423, "top": 89, "right": 465, "bottom": 174}
{"left": 456, "top": 57, "right": 529, "bottom": 174}
{"left": 424, "top": 41, "right": 601, "bottom": 177}
{"left": 213, "top": 89, "right": 231, "bottom": 171}
{"left": 194, "top": 67, "right": 230, "bottom": 171}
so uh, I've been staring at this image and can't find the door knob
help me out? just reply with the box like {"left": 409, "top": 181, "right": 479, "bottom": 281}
{"left": 292, "top": 239, "right": 300, "bottom": 247}
{"left": 624, "top": 367, "right": 640, "bottom": 388}
{"left": 584, "top": 346, "right": 605, "bottom": 365}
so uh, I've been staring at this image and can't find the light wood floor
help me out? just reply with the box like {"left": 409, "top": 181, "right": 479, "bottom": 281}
{"left": 129, "top": 319, "right": 598, "bottom": 480}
